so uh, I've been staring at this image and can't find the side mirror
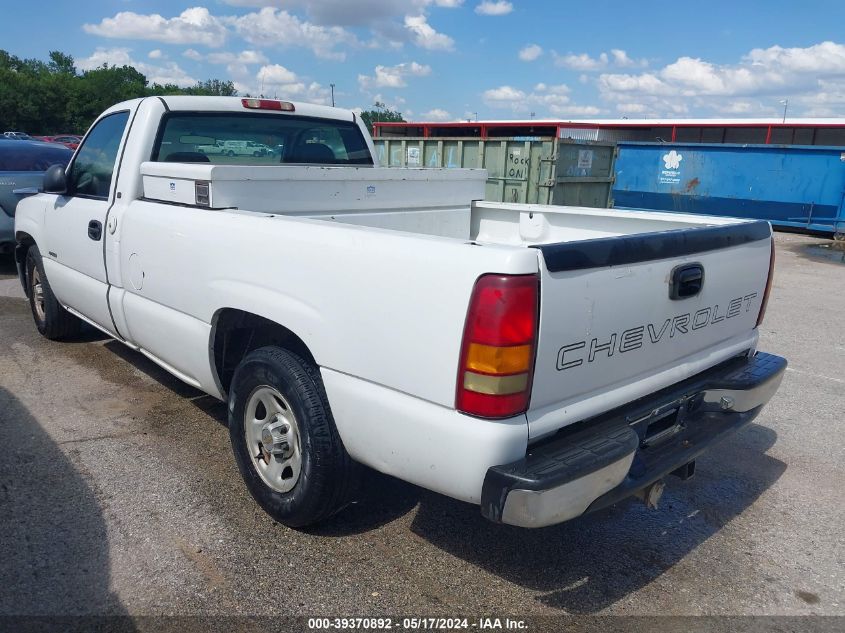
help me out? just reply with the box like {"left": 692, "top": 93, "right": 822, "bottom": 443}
{"left": 43, "top": 164, "right": 68, "bottom": 194}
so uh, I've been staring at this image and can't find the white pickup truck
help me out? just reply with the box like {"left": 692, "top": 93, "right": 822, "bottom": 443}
{"left": 14, "top": 96, "right": 786, "bottom": 528}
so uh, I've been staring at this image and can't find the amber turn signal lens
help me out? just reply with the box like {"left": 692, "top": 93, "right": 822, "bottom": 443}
{"left": 465, "top": 343, "right": 532, "bottom": 375}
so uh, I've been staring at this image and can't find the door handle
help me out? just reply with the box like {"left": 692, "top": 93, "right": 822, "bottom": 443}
{"left": 88, "top": 220, "right": 103, "bottom": 241}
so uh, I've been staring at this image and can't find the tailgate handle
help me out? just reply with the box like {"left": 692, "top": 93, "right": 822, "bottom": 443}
{"left": 670, "top": 263, "right": 704, "bottom": 300}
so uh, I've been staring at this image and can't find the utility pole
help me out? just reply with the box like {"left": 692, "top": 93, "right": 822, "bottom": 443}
{"left": 330, "top": 83, "right": 335, "bottom": 107}
{"left": 780, "top": 99, "right": 789, "bottom": 123}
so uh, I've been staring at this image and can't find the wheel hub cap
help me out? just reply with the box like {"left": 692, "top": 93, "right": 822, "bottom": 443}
{"left": 32, "top": 270, "right": 45, "bottom": 320}
{"left": 244, "top": 386, "right": 302, "bottom": 493}
{"left": 260, "top": 416, "right": 293, "bottom": 457}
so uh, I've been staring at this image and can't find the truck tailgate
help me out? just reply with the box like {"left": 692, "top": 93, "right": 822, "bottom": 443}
{"left": 527, "top": 221, "right": 772, "bottom": 439}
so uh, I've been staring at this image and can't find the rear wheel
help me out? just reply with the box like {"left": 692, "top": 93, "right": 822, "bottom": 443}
{"left": 228, "top": 346, "right": 358, "bottom": 527}
{"left": 227, "top": 150, "right": 235, "bottom": 157}
{"left": 26, "top": 245, "right": 80, "bottom": 340}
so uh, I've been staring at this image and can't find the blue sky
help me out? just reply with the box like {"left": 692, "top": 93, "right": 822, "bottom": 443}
{"left": 4, "top": 1, "right": 845, "bottom": 121}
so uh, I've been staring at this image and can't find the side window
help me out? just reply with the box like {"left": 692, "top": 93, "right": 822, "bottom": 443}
{"left": 67, "top": 111, "right": 130, "bottom": 199}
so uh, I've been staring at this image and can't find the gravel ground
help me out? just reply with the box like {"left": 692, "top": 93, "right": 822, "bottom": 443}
{"left": 0, "top": 232, "right": 842, "bottom": 619}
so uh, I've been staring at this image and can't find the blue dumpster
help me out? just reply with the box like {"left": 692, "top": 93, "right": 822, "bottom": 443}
{"left": 613, "top": 142, "right": 845, "bottom": 235}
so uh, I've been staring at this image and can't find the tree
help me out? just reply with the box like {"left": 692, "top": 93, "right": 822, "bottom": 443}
{"left": 0, "top": 49, "right": 242, "bottom": 134}
{"left": 359, "top": 101, "right": 405, "bottom": 134}
{"left": 185, "top": 79, "right": 238, "bottom": 96}
{"left": 48, "top": 51, "right": 76, "bottom": 75}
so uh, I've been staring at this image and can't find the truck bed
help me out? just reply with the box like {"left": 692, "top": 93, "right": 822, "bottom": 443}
{"left": 311, "top": 199, "right": 770, "bottom": 440}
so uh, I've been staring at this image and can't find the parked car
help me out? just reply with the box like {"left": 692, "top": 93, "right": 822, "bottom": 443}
{"left": 3, "top": 131, "right": 33, "bottom": 141}
{"left": 34, "top": 135, "right": 81, "bottom": 151}
{"left": 196, "top": 140, "right": 226, "bottom": 155}
{"left": 219, "top": 140, "right": 270, "bottom": 156}
{"left": 0, "top": 139, "right": 72, "bottom": 255}
{"left": 14, "top": 96, "right": 785, "bottom": 529}
{"left": 196, "top": 139, "right": 271, "bottom": 158}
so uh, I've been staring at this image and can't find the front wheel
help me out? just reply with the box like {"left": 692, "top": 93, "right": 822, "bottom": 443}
{"left": 228, "top": 346, "right": 358, "bottom": 527}
{"left": 26, "top": 245, "right": 80, "bottom": 340}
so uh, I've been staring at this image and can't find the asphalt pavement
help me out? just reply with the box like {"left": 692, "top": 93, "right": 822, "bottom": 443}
{"left": 0, "top": 232, "right": 842, "bottom": 618}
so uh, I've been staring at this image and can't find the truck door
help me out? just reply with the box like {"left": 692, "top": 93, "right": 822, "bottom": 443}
{"left": 42, "top": 110, "right": 131, "bottom": 335}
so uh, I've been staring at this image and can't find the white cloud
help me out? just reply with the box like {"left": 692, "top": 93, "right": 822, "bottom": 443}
{"left": 83, "top": 8, "right": 227, "bottom": 47}
{"left": 207, "top": 50, "right": 269, "bottom": 65}
{"left": 422, "top": 108, "right": 452, "bottom": 120}
{"left": 258, "top": 63, "right": 298, "bottom": 84}
{"left": 77, "top": 47, "right": 197, "bottom": 87}
{"left": 554, "top": 52, "right": 608, "bottom": 71}
{"left": 404, "top": 14, "right": 454, "bottom": 51}
{"left": 183, "top": 48, "right": 203, "bottom": 61}
{"left": 148, "top": 49, "right": 163, "bottom": 59}
{"left": 358, "top": 62, "right": 431, "bottom": 89}
{"left": 552, "top": 105, "right": 602, "bottom": 116}
{"left": 475, "top": 1, "right": 513, "bottom": 16}
{"left": 483, "top": 85, "right": 526, "bottom": 103}
{"left": 553, "top": 49, "right": 646, "bottom": 71}
{"left": 535, "top": 83, "right": 570, "bottom": 95}
{"left": 716, "top": 101, "right": 756, "bottom": 114}
{"left": 746, "top": 41, "right": 845, "bottom": 74}
{"left": 610, "top": 49, "right": 644, "bottom": 68}
{"left": 249, "top": 65, "right": 331, "bottom": 103}
{"left": 231, "top": 8, "right": 357, "bottom": 60}
{"left": 615, "top": 102, "right": 648, "bottom": 114}
{"left": 223, "top": 1, "right": 462, "bottom": 27}
{"left": 519, "top": 44, "right": 542, "bottom": 62}
{"left": 597, "top": 40, "right": 845, "bottom": 116}
{"left": 483, "top": 82, "right": 599, "bottom": 116}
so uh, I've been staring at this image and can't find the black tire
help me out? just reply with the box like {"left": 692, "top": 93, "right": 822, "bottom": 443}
{"left": 25, "top": 245, "right": 81, "bottom": 340}
{"left": 228, "top": 346, "right": 358, "bottom": 528}
{"left": 227, "top": 150, "right": 235, "bottom": 157}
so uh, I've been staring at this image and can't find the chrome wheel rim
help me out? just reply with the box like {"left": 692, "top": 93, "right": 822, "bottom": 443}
{"left": 244, "top": 386, "right": 302, "bottom": 493}
{"left": 31, "top": 268, "right": 45, "bottom": 322}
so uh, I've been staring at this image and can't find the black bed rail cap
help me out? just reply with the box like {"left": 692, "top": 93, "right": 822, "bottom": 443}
{"left": 531, "top": 220, "right": 772, "bottom": 273}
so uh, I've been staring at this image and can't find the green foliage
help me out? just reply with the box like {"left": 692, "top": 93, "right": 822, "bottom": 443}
{"left": 0, "top": 49, "right": 239, "bottom": 134}
{"left": 359, "top": 101, "right": 406, "bottom": 134}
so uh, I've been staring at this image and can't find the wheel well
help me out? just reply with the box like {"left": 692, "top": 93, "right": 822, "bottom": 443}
{"left": 14, "top": 231, "right": 34, "bottom": 256}
{"left": 211, "top": 309, "right": 316, "bottom": 397}
{"left": 13, "top": 232, "right": 35, "bottom": 295}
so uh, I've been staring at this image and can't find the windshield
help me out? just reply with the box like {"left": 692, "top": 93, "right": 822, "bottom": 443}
{"left": 153, "top": 113, "right": 373, "bottom": 166}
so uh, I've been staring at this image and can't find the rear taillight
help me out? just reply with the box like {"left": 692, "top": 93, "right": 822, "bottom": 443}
{"left": 757, "top": 239, "right": 776, "bottom": 327}
{"left": 456, "top": 274, "right": 539, "bottom": 419}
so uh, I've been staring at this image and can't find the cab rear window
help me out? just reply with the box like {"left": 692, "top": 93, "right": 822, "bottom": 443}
{"left": 152, "top": 112, "right": 373, "bottom": 166}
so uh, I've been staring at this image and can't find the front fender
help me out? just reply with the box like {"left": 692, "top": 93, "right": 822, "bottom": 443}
{"left": 13, "top": 195, "right": 48, "bottom": 245}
